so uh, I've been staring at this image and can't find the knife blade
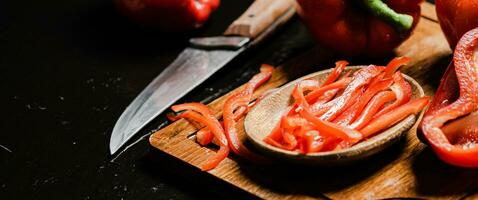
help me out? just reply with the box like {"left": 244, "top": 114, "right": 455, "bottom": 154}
{"left": 110, "top": 0, "right": 296, "bottom": 154}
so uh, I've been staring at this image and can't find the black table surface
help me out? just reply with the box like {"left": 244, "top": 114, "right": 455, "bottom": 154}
{"left": 1, "top": 0, "right": 434, "bottom": 199}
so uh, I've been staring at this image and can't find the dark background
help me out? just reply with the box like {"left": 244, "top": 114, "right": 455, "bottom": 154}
{"left": 0, "top": 0, "right": 434, "bottom": 199}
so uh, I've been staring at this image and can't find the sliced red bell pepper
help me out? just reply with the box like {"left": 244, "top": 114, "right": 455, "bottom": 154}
{"left": 322, "top": 61, "right": 348, "bottom": 86}
{"left": 311, "top": 87, "right": 363, "bottom": 118}
{"left": 310, "top": 72, "right": 352, "bottom": 107}
{"left": 333, "top": 103, "right": 360, "bottom": 126}
{"left": 420, "top": 27, "right": 478, "bottom": 167}
{"left": 265, "top": 58, "right": 429, "bottom": 154}
{"left": 222, "top": 64, "right": 273, "bottom": 162}
{"left": 196, "top": 127, "right": 215, "bottom": 146}
{"left": 319, "top": 65, "right": 383, "bottom": 121}
{"left": 223, "top": 94, "right": 269, "bottom": 161}
{"left": 299, "top": 107, "right": 363, "bottom": 144}
{"left": 331, "top": 88, "right": 366, "bottom": 126}
{"left": 360, "top": 96, "right": 429, "bottom": 138}
{"left": 172, "top": 102, "right": 213, "bottom": 116}
{"left": 302, "top": 130, "right": 326, "bottom": 153}
{"left": 383, "top": 56, "right": 411, "bottom": 78}
{"left": 174, "top": 109, "right": 229, "bottom": 171}
{"left": 291, "top": 78, "right": 363, "bottom": 145}
{"left": 305, "top": 77, "right": 351, "bottom": 103}
{"left": 374, "top": 72, "right": 412, "bottom": 117}
{"left": 291, "top": 79, "right": 321, "bottom": 110}
{"left": 350, "top": 91, "right": 396, "bottom": 130}
{"left": 352, "top": 78, "right": 394, "bottom": 121}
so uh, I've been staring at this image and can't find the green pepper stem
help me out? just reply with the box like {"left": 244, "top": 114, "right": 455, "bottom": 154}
{"left": 362, "top": 0, "right": 414, "bottom": 34}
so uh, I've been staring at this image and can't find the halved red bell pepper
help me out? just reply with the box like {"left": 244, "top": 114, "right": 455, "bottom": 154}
{"left": 420, "top": 27, "right": 478, "bottom": 168}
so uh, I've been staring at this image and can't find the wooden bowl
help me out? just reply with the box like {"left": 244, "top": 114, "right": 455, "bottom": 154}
{"left": 244, "top": 66, "right": 425, "bottom": 165}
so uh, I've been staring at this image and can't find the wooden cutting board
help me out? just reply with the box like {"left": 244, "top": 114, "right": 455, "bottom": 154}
{"left": 150, "top": 3, "right": 478, "bottom": 199}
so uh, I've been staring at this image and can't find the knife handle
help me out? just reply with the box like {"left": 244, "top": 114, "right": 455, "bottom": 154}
{"left": 224, "top": 0, "right": 296, "bottom": 39}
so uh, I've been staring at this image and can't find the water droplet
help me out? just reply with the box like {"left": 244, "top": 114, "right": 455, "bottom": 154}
{"left": 151, "top": 187, "right": 159, "bottom": 192}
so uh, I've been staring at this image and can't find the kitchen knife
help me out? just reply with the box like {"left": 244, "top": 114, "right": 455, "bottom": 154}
{"left": 110, "top": 0, "right": 296, "bottom": 155}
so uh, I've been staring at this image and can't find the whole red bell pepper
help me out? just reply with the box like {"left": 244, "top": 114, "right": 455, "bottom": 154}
{"left": 115, "top": 0, "right": 220, "bottom": 31}
{"left": 436, "top": 0, "right": 478, "bottom": 48}
{"left": 295, "top": 0, "right": 423, "bottom": 56}
{"left": 420, "top": 27, "right": 478, "bottom": 168}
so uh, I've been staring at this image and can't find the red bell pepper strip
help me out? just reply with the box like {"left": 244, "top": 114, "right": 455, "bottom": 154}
{"left": 172, "top": 102, "right": 213, "bottom": 116}
{"left": 223, "top": 94, "right": 269, "bottom": 160}
{"left": 310, "top": 87, "right": 363, "bottom": 118}
{"left": 166, "top": 112, "right": 182, "bottom": 121}
{"left": 360, "top": 96, "right": 429, "bottom": 138}
{"left": 291, "top": 80, "right": 321, "bottom": 110}
{"left": 352, "top": 78, "right": 394, "bottom": 121}
{"left": 350, "top": 91, "right": 396, "bottom": 130}
{"left": 333, "top": 102, "right": 360, "bottom": 126}
{"left": 374, "top": 72, "right": 412, "bottom": 117}
{"left": 331, "top": 87, "right": 367, "bottom": 126}
{"left": 420, "top": 27, "right": 478, "bottom": 167}
{"left": 222, "top": 64, "right": 273, "bottom": 162}
{"left": 302, "top": 130, "right": 326, "bottom": 153}
{"left": 196, "top": 127, "right": 215, "bottom": 146}
{"left": 173, "top": 109, "right": 229, "bottom": 171}
{"left": 322, "top": 61, "right": 348, "bottom": 86}
{"left": 319, "top": 65, "right": 383, "bottom": 121}
{"left": 305, "top": 77, "right": 351, "bottom": 103}
{"left": 312, "top": 72, "right": 352, "bottom": 106}
{"left": 383, "top": 57, "right": 411, "bottom": 78}
{"left": 195, "top": 64, "right": 274, "bottom": 147}
{"left": 299, "top": 108, "right": 363, "bottom": 144}
{"left": 290, "top": 78, "right": 363, "bottom": 143}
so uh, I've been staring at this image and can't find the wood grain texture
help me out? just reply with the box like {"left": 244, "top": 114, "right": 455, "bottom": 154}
{"left": 150, "top": 2, "right": 478, "bottom": 199}
{"left": 224, "top": 0, "right": 295, "bottom": 39}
